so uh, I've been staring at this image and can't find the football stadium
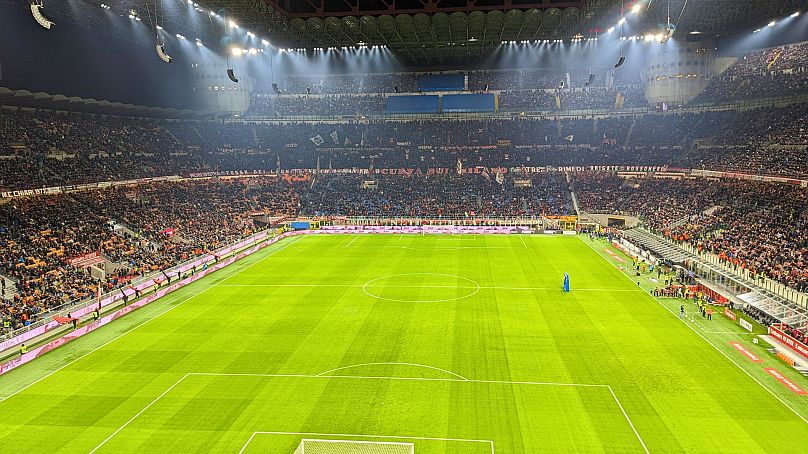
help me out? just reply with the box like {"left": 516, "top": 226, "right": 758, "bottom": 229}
{"left": 1, "top": 0, "right": 807, "bottom": 452}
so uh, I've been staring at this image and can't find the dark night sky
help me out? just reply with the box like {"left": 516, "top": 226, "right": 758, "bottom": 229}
{"left": 0, "top": 5, "right": 195, "bottom": 109}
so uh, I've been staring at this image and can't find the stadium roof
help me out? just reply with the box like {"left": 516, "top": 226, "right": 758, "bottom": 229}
{"left": 196, "top": 0, "right": 805, "bottom": 51}
{"left": 0, "top": 87, "right": 211, "bottom": 119}
{"left": 22, "top": 1, "right": 808, "bottom": 65}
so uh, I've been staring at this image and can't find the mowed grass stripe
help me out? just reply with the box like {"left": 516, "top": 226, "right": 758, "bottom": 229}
{"left": 0, "top": 234, "right": 805, "bottom": 453}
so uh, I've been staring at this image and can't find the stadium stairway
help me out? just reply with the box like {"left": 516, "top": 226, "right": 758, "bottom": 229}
{"left": 0, "top": 274, "right": 18, "bottom": 301}
{"left": 569, "top": 183, "right": 581, "bottom": 215}
{"left": 621, "top": 228, "right": 692, "bottom": 263}
{"left": 666, "top": 213, "right": 695, "bottom": 231}
{"left": 623, "top": 118, "right": 637, "bottom": 146}
{"left": 251, "top": 124, "right": 260, "bottom": 147}
{"left": 162, "top": 126, "right": 182, "bottom": 145}
{"left": 191, "top": 124, "right": 204, "bottom": 141}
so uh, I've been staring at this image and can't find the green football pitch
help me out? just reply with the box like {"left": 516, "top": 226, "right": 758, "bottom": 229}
{"left": 1, "top": 234, "right": 807, "bottom": 453}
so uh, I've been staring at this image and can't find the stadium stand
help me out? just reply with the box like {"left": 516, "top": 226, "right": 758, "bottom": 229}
{"left": 1, "top": 44, "right": 807, "bottom": 335}
{"left": 575, "top": 174, "right": 808, "bottom": 293}
{"left": 693, "top": 41, "right": 808, "bottom": 104}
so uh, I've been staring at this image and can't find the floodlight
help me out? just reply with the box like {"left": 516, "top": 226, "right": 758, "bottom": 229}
{"left": 631, "top": 4, "right": 642, "bottom": 14}
{"left": 227, "top": 68, "right": 239, "bottom": 83}
{"left": 30, "top": 2, "right": 54, "bottom": 29}
{"left": 156, "top": 44, "right": 172, "bottom": 63}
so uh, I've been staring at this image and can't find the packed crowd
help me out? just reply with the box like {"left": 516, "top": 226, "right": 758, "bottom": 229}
{"left": 694, "top": 41, "right": 808, "bottom": 104}
{"left": 246, "top": 66, "right": 650, "bottom": 116}
{"left": 302, "top": 173, "right": 572, "bottom": 218}
{"left": 247, "top": 42, "right": 808, "bottom": 117}
{"left": 0, "top": 177, "right": 302, "bottom": 332}
{"left": 246, "top": 94, "right": 388, "bottom": 117}
{"left": 264, "top": 67, "right": 638, "bottom": 96}
{"left": 0, "top": 195, "right": 117, "bottom": 329}
{"left": 0, "top": 172, "right": 570, "bottom": 331}
{"left": 247, "top": 85, "right": 649, "bottom": 116}
{"left": 261, "top": 72, "right": 418, "bottom": 95}
{"left": 575, "top": 174, "right": 808, "bottom": 292}
{"left": 2, "top": 103, "right": 806, "bottom": 193}
{"left": 2, "top": 166, "right": 806, "bottom": 332}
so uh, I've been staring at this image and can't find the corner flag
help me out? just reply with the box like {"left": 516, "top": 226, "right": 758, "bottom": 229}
{"left": 563, "top": 273, "right": 570, "bottom": 292}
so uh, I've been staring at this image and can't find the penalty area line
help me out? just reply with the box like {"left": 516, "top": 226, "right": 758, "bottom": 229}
{"left": 608, "top": 386, "right": 649, "bottom": 454}
{"left": 89, "top": 374, "right": 192, "bottom": 453}
{"left": 89, "top": 371, "right": 642, "bottom": 453}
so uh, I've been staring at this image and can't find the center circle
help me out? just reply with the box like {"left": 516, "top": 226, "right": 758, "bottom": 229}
{"left": 362, "top": 273, "right": 480, "bottom": 303}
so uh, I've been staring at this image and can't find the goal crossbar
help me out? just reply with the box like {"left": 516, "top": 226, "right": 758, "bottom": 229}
{"left": 295, "top": 438, "right": 415, "bottom": 454}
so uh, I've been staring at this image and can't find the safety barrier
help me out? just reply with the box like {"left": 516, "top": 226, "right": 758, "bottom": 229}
{"left": 0, "top": 226, "right": 565, "bottom": 374}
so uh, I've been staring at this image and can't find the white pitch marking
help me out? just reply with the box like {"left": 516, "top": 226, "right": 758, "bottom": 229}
{"left": 345, "top": 235, "right": 360, "bottom": 248}
{"left": 581, "top": 237, "right": 808, "bottom": 425}
{"left": 361, "top": 273, "right": 481, "bottom": 303}
{"left": 315, "top": 362, "right": 469, "bottom": 380}
{"left": 186, "top": 371, "right": 608, "bottom": 388}
{"left": 608, "top": 386, "right": 650, "bottom": 454}
{"left": 216, "top": 236, "right": 303, "bottom": 285}
{"left": 91, "top": 371, "right": 633, "bottom": 451}
{"left": 216, "top": 283, "right": 644, "bottom": 293}
{"left": 89, "top": 373, "right": 192, "bottom": 453}
{"left": 239, "top": 432, "right": 494, "bottom": 454}
{"left": 400, "top": 245, "right": 512, "bottom": 250}
{"left": 0, "top": 237, "right": 304, "bottom": 403}
{"left": 0, "top": 287, "right": 214, "bottom": 404}
{"left": 519, "top": 235, "right": 528, "bottom": 249}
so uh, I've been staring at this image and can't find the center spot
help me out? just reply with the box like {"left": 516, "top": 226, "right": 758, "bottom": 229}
{"left": 362, "top": 273, "right": 480, "bottom": 303}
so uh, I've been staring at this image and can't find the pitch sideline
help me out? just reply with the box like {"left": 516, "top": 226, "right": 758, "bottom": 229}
{"left": 580, "top": 237, "right": 808, "bottom": 425}
{"left": 0, "top": 236, "right": 304, "bottom": 404}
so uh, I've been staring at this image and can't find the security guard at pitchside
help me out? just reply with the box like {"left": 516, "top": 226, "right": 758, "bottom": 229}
{"left": 19, "top": 343, "right": 28, "bottom": 356}
{"left": 2, "top": 319, "right": 10, "bottom": 331}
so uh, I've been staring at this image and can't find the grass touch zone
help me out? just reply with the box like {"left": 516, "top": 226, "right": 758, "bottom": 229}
{"left": 0, "top": 234, "right": 806, "bottom": 452}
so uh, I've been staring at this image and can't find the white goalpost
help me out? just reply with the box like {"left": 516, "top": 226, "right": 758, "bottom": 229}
{"left": 294, "top": 439, "right": 415, "bottom": 454}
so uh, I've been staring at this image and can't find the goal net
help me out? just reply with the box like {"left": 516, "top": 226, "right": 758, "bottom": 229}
{"left": 293, "top": 439, "right": 414, "bottom": 454}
